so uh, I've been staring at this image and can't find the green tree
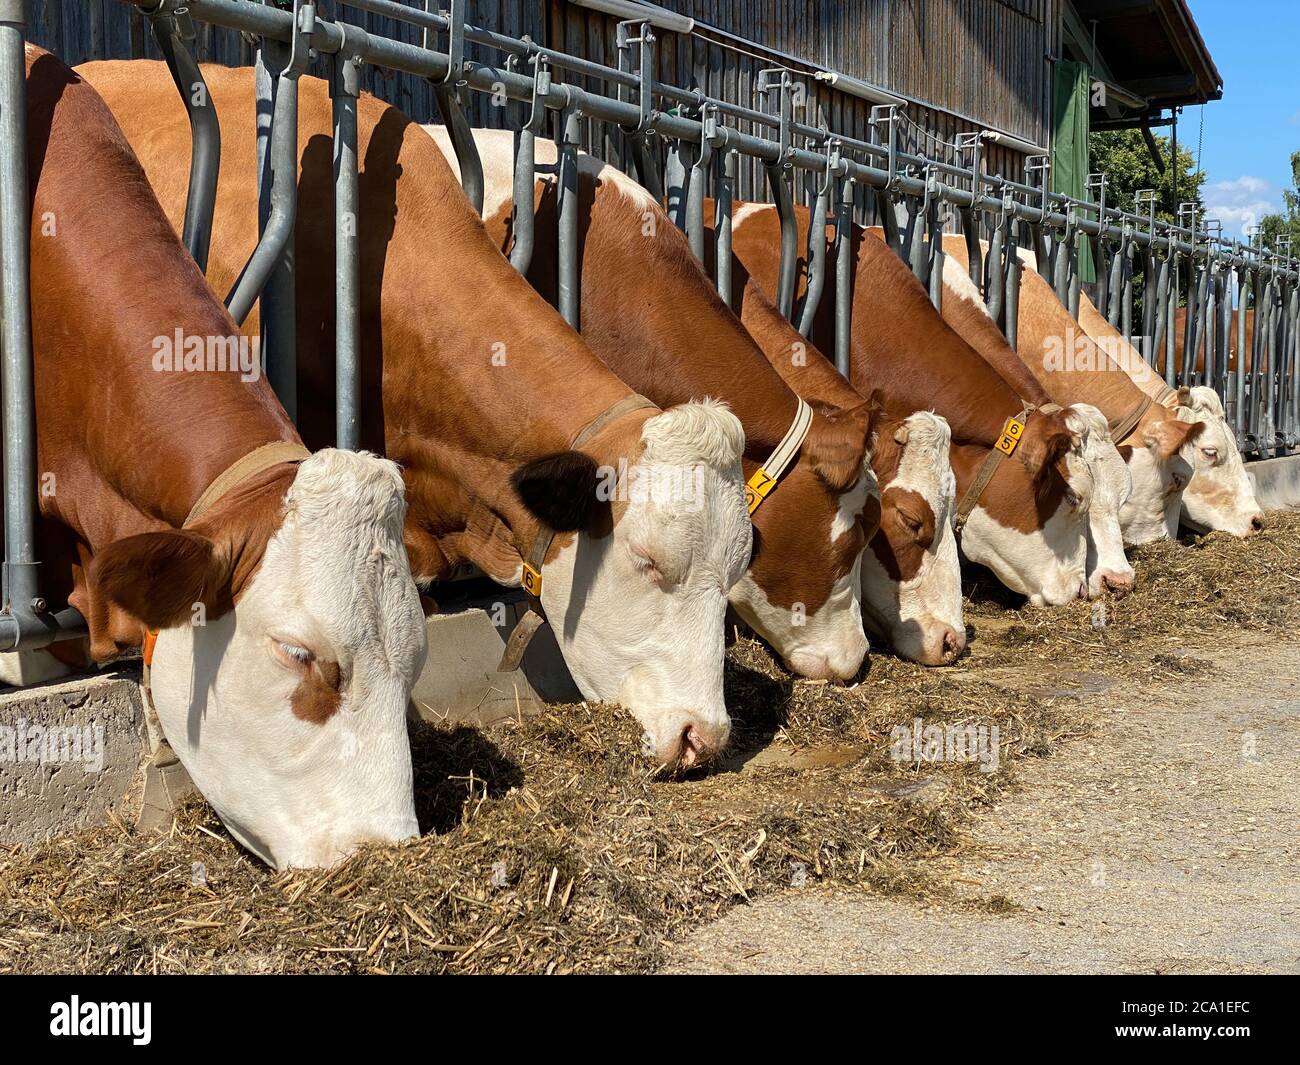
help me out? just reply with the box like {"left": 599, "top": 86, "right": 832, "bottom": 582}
{"left": 1259, "top": 150, "right": 1300, "bottom": 257}
{"left": 1088, "top": 128, "right": 1205, "bottom": 225}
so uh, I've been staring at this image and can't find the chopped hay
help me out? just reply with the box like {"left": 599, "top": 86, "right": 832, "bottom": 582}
{"left": 1, "top": 513, "right": 1297, "bottom": 974}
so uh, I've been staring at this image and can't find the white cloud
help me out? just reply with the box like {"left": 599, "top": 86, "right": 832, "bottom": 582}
{"left": 1203, "top": 175, "right": 1284, "bottom": 237}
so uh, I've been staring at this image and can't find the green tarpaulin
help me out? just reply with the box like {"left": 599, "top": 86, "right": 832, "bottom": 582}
{"left": 1052, "top": 58, "right": 1095, "bottom": 283}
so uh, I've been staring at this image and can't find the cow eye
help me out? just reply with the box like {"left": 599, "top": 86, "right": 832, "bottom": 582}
{"left": 271, "top": 639, "right": 315, "bottom": 670}
{"left": 1200, "top": 446, "right": 1219, "bottom": 463}
{"left": 897, "top": 509, "right": 923, "bottom": 535}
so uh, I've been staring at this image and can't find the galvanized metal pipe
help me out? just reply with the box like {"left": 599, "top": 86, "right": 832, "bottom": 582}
{"left": 145, "top": 0, "right": 221, "bottom": 273}
{"left": 1004, "top": 233, "right": 1021, "bottom": 352}
{"left": 0, "top": 1, "right": 88, "bottom": 650}
{"left": 985, "top": 221, "right": 1005, "bottom": 326}
{"left": 1120, "top": 244, "right": 1134, "bottom": 343}
{"left": 960, "top": 207, "right": 982, "bottom": 289}
{"left": 685, "top": 127, "right": 712, "bottom": 262}
{"left": 0, "top": 0, "right": 39, "bottom": 646}
{"left": 664, "top": 135, "right": 691, "bottom": 232}
{"left": 1234, "top": 270, "right": 1249, "bottom": 444}
{"left": 714, "top": 148, "right": 736, "bottom": 308}
{"left": 433, "top": 82, "right": 485, "bottom": 216}
{"left": 833, "top": 177, "right": 854, "bottom": 377}
{"left": 331, "top": 45, "right": 361, "bottom": 450}
{"left": 766, "top": 162, "right": 798, "bottom": 320}
{"left": 557, "top": 105, "right": 581, "bottom": 328}
{"left": 797, "top": 171, "right": 832, "bottom": 337}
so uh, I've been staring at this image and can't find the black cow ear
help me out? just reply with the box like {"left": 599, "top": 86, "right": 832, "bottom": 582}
{"left": 511, "top": 450, "right": 600, "bottom": 532}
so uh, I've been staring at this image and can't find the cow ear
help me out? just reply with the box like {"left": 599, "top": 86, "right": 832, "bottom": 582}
{"left": 88, "top": 529, "right": 234, "bottom": 630}
{"left": 806, "top": 401, "right": 873, "bottom": 493}
{"left": 1017, "top": 410, "right": 1079, "bottom": 485}
{"left": 1144, "top": 417, "right": 1204, "bottom": 460}
{"left": 511, "top": 450, "right": 600, "bottom": 532}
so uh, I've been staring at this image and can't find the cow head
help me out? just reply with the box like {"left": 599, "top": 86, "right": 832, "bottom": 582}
{"left": 1173, "top": 386, "right": 1265, "bottom": 537}
{"left": 957, "top": 407, "right": 1093, "bottom": 606}
{"left": 513, "top": 400, "right": 752, "bottom": 769}
{"left": 89, "top": 450, "right": 426, "bottom": 870}
{"left": 1070, "top": 404, "right": 1136, "bottom": 597}
{"left": 727, "top": 401, "right": 877, "bottom": 682}
{"left": 1118, "top": 412, "right": 1205, "bottom": 544}
{"left": 860, "top": 412, "right": 965, "bottom": 665}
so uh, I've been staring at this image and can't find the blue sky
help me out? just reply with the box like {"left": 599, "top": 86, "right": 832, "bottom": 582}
{"left": 1187, "top": 0, "right": 1299, "bottom": 236}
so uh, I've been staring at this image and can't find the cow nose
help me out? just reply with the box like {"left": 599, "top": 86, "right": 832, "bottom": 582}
{"left": 1100, "top": 570, "right": 1135, "bottom": 597}
{"left": 940, "top": 626, "right": 965, "bottom": 664}
{"left": 1249, "top": 514, "right": 1265, "bottom": 535}
{"left": 677, "top": 722, "right": 726, "bottom": 769}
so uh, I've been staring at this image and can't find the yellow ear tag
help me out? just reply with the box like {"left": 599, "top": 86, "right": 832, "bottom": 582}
{"left": 521, "top": 562, "right": 543, "bottom": 598}
{"left": 745, "top": 468, "right": 777, "bottom": 515}
{"left": 996, "top": 417, "right": 1025, "bottom": 457}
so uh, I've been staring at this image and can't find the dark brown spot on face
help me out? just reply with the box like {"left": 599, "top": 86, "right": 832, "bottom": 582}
{"left": 870, "top": 486, "right": 936, "bottom": 582}
{"left": 291, "top": 658, "right": 343, "bottom": 725}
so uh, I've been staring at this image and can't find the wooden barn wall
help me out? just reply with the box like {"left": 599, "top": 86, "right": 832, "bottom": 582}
{"left": 30, "top": 1, "right": 1061, "bottom": 215}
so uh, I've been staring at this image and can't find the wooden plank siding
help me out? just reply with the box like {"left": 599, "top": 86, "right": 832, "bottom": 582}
{"left": 29, "top": 1, "right": 1061, "bottom": 216}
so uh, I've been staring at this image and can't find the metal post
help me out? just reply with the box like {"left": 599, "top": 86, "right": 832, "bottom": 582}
{"left": 1234, "top": 263, "right": 1249, "bottom": 446}
{"left": 432, "top": 82, "right": 484, "bottom": 215}
{"left": 143, "top": 0, "right": 221, "bottom": 273}
{"left": 833, "top": 173, "right": 854, "bottom": 377}
{"left": 616, "top": 18, "right": 663, "bottom": 205}
{"left": 664, "top": 131, "right": 693, "bottom": 232}
{"left": 928, "top": 199, "right": 945, "bottom": 312}
{"left": 0, "top": 0, "right": 37, "bottom": 647}
{"left": 766, "top": 162, "right": 798, "bottom": 320}
{"left": 229, "top": 0, "right": 314, "bottom": 421}
{"left": 1004, "top": 230, "right": 1021, "bottom": 352}
{"left": 1288, "top": 281, "right": 1300, "bottom": 449}
{"left": 1121, "top": 239, "right": 1134, "bottom": 342}
{"left": 331, "top": 30, "right": 363, "bottom": 450}
{"left": 509, "top": 59, "right": 550, "bottom": 276}
{"left": 684, "top": 106, "right": 713, "bottom": 261}
{"left": 797, "top": 147, "right": 835, "bottom": 337}
{"left": 1150, "top": 250, "right": 1169, "bottom": 366}
{"left": 759, "top": 68, "right": 796, "bottom": 319}
{"left": 1203, "top": 261, "right": 1218, "bottom": 392}
{"left": 714, "top": 147, "right": 736, "bottom": 308}
{"left": 557, "top": 104, "right": 582, "bottom": 328}
{"left": 1164, "top": 248, "right": 1179, "bottom": 390}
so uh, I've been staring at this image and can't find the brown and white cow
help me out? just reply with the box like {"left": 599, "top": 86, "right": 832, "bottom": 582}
{"left": 720, "top": 243, "right": 964, "bottom": 665}
{"left": 84, "top": 61, "right": 755, "bottom": 768}
{"left": 731, "top": 205, "right": 1095, "bottom": 606}
{"left": 433, "top": 128, "right": 878, "bottom": 681}
{"left": 1007, "top": 250, "right": 1213, "bottom": 543}
{"left": 25, "top": 48, "right": 427, "bottom": 869}
{"left": 1075, "top": 294, "right": 1263, "bottom": 536}
{"left": 936, "top": 238, "right": 1135, "bottom": 597}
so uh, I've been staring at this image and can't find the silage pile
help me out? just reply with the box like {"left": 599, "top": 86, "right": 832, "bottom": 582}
{"left": 1, "top": 513, "right": 1296, "bottom": 974}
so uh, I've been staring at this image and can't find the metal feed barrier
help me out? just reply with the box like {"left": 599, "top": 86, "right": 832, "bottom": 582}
{"left": 2, "top": 0, "right": 1298, "bottom": 651}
